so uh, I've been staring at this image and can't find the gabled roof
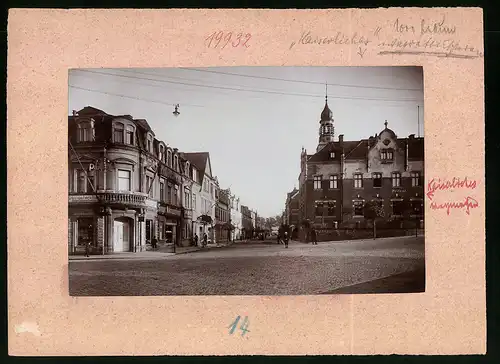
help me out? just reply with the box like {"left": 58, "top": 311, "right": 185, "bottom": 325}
{"left": 182, "top": 152, "right": 212, "bottom": 182}
{"left": 307, "top": 137, "right": 424, "bottom": 163}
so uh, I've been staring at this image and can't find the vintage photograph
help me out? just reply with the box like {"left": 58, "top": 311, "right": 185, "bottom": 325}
{"left": 68, "top": 66, "right": 425, "bottom": 296}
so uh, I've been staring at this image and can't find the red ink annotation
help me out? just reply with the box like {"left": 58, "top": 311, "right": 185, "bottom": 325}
{"left": 205, "top": 31, "right": 251, "bottom": 49}
{"left": 426, "top": 177, "right": 477, "bottom": 201}
{"left": 430, "top": 196, "right": 479, "bottom": 215}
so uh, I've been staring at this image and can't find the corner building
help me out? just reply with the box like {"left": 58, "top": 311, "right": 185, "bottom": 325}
{"left": 298, "top": 97, "right": 424, "bottom": 239}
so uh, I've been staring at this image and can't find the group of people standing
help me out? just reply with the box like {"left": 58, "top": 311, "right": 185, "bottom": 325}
{"left": 276, "top": 228, "right": 318, "bottom": 248}
{"left": 192, "top": 233, "right": 209, "bottom": 247}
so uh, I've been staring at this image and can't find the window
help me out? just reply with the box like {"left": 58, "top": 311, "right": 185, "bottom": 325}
{"left": 392, "top": 200, "right": 404, "bottom": 215}
{"left": 192, "top": 169, "right": 197, "bottom": 182}
{"left": 184, "top": 190, "right": 190, "bottom": 208}
{"left": 329, "top": 175, "right": 338, "bottom": 189}
{"left": 117, "top": 169, "right": 131, "bottom": 191}
{"left": 86, "top": 172, "right": 95, "bottom": 193}
{"left": 210, "top": 184, "right": 214, "bottom": 197}
{"left": 77, "top": 170, "right": 86, "bottom": 193}
{"left": 354, "top": 174, "right": 363, "bottom": 188}
{"left": 167, "top": 184, "right": 172, "bottom": 204}
{"left": 145, "top": 176, "right": 154, "bottom": 197}
{"left": 327, "top": 201, "right": 336, "bottom": 216}
{"left": 411, "top": 200, "right": 423, "bottom": 215}
{"left": 185, "top": 162, "right": 190, "bottom": 176}
{"left": 330, "top": 152, "right": 335, "bottom": 159}
{"left": 159, "top": 145, "right": 164, "bottom": 161}
{"left": 192, "top": 194, "right": 197, "bottom": 210}
{"left": 411, "top": 172, "right": 421, "bottom": 187}
{"left": 353, "top": 201, "right": 364, "bottom": 216}
{"left": 77, "top": 121, "right": 94, "bottom": 142}
{"left": 204, "top": 180, "right": 209, "bottom": 192}
{"left": 167, "top": 150, "right": 172, "bottom": 167}
{"left": 174, "top": 185, "right": 179, "bottom": 205}
{"left": 159, "top": 181, "right": 165, "bottom": 201}
{"left": 313, "top": 176, "right": 322, "bottom": 190}
{"left": 392, "top": 172, "right": 401, "bottom": 187}
{"left": 125, "top": 125, "right": 135, "bottom": 145}
{"left": 373, "top": 173, "right": 382, "bottom": 188}
{"left": 113, "top": 122, "right": 124, "bottom": 143}
{"left": 174, "top": 155, "right": 178, "bottom": 171}
{"left": 381, "top": 149, "right": 394, "bottom": 161}
{"left": 315, "top": 202, "right": 324, "bottom": 217}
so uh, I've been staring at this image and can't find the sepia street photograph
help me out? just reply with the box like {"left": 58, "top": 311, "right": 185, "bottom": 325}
{"left": 68, "top": 66, "right": 425, "bottom": 296}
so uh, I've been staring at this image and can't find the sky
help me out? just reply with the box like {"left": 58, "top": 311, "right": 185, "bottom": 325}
{"left": 68, "top": 66, "right": 424, "bottom": 218}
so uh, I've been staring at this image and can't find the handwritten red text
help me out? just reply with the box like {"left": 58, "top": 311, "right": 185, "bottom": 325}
{"left": 430, "top": 196, "right": 479, "bottom": 215}
{"left": 205, "top": 31, "right": 251, "bottom": 49}
{"left": 426, "top": 177, "right": 477, "bottom": 201}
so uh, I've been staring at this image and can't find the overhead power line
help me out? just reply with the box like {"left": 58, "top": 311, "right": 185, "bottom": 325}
{"left": 69, "top": 85, "right": 206, "bottom": 108}
{"left": 181, "top": 67, "right": 423, "bottom": 91}
{"left": 73, "top": 69, "right": 423, "bottom": 103}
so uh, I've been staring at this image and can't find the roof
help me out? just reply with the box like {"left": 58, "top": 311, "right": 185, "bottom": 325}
{"left": 320, "top": 99, "right": 333, "bottom": 122}
{"left": 182, "top": 152, "right": 210, "bottom": 182}
{"left": 307, "top": 137, "right": 424, "bottom": 163}
{"left": 74, "top": 106, "right": 109, "bottom": 116}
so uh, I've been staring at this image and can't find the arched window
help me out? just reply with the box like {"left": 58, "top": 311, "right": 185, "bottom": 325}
{"left": 159, "top": 145, "right": 164, "bottom": 161}
{"left": 185, "top": 162, "right": 190, "bottom": 176}
{"left": 77, "top": 120, "right": 95, "bottom": 143}
{"left": 166, "top": 150, "right": 172, "bottom": 167}
{"left": 113, "top": 122, "right": 125, "bottom": 143}
{"left": 174, "top": 155, "right": 179, "bottom": 171}
{"left": 125, "top": 125, "right": 135, "bottom": 145}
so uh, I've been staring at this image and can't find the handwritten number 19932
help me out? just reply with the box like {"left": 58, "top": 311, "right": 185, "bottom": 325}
{"left": 228, "top": 315, "right": 250, "bottom": 336}
{"left": 206, "top": 31, "right": 251, "bottom": 49}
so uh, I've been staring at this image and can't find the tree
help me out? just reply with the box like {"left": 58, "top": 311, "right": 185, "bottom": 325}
{"left": 363, "top": 200, "right": 385, "bottom": 239}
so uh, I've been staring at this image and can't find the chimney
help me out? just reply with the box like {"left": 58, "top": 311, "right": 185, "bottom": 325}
{"left": 338, "top": 134, "right": 344, "bottom": 144}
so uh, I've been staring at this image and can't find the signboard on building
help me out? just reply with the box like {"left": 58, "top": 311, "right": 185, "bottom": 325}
{"left": 69, "top": 195, "right": 98, "bottom": 203}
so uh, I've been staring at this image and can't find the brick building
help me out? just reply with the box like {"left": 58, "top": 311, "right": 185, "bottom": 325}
{"left": 297, "top": 96, "right": 424, "bottom": 240}
{"left": 284, "top": 188, "right": 300, "bottom": 228}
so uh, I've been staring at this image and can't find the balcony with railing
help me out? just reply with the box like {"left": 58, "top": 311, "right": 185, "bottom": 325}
{"left": 69, "top": 191, "right": 148, "bottom": 208}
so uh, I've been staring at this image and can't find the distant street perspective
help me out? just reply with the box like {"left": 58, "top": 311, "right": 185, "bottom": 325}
{"left": 69, "top": 235, "right": 424, "bottom": 296}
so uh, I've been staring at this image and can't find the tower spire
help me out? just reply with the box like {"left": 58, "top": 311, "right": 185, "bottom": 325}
{"left": 325, "top": 82, "right": 328, "bottom": 103}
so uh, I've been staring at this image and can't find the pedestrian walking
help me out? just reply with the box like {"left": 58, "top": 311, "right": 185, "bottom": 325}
{"left": 152, "top": 236, "right": 158, "bottom": 250}
{"left": 311, "top": 228, "right": 318, "bottom": 245}
{"left": 283, "top": 231, "right": 289, "bottom": 248}
{"left": 203, "top": 233, "right": 208, "bottom": 247}
{"left": 193, "top": 233, "right": 199, "bottom": 247}
{"left": 84, "top": 239, "right": 90, "bottom": 257}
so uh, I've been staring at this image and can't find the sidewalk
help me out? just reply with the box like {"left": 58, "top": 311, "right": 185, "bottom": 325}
{"left": 69, "top": 241, "right": 235, "bottom": 261}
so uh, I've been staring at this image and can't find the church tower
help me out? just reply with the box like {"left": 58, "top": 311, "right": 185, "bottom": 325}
{"left": 317, "top": 84, "right": 334, "bottom": 152}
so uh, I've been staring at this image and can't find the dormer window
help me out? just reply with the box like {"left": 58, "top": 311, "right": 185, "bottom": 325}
{"left": 185, "top": 162, "right": 190, "bottom": 176}
{"left": 159, "top": 145, "right": 164, "bottom": 161}
{"left": 113, "top": 122, "right": 125, "bottom": 143}
{"left": 147, "top": 138, "right": 152, "bottom": 153}
{"left": 174, "top": 155, "right": 179, "bottom": 171}
{"left": 125, "top": 125, "right": 135, "bottom": 145}
{"left": 166, "top": 150, "right": 172, "bottom": 167}
{"left": 77, "top": 120, "right": 95, "bottom": 143}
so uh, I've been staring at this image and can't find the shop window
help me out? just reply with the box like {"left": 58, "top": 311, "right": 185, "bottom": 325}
{"left": 373, "top": 173, "right": 382, "bottom": 188}
{"left": 77, "top": 217, "right": 94, "bottom": 246}
{"left": 392, "top": 200, "right": 404, "bottom": 216}
{"left": 353, "top": 201, "right": 364, "bottom": 216}
{"left": 327, "top": 201, "right": 336, "bottom": 216}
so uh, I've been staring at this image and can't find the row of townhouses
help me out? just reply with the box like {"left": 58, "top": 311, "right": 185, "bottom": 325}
{"left": 68, "top": 106, "right": 259, "bottom": 255}
{"left": 284, "top": 96, "right": 425, "bottom": 240}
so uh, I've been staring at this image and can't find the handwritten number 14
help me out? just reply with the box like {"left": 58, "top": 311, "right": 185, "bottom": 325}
{"left": 206, "top": 32, "right": 251, "bottom": 49}
{"left": 229, "top": 315, "right": 250, "bottom": 336}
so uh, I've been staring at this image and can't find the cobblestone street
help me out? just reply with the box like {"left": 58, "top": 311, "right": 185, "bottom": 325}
{"left": 69, "top": 236, "right": 425, "bottom": 296}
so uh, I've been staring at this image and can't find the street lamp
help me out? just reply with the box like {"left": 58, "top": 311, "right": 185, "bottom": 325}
{"left": 173, "top": 104, "right": 180, "bottom": 117}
